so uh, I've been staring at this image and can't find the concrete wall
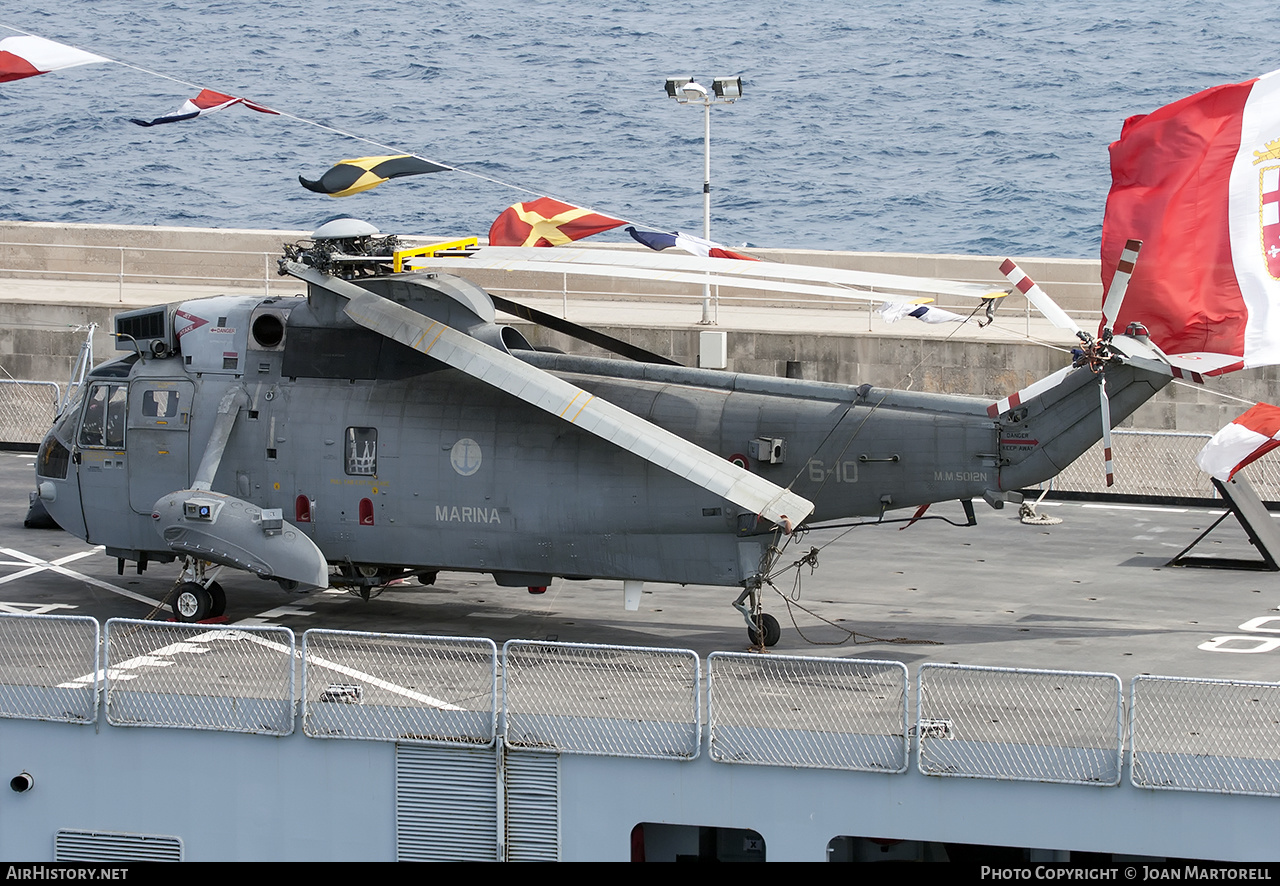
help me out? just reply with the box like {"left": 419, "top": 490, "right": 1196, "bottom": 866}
{"left": 0, "top": 221, "right": 309, "bottom": 289}
{"left": 0, "top": 220, "right": 1104, "bottom": 310}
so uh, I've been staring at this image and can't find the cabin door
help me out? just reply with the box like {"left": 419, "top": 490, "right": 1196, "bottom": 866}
{"left": 127, "top": 380, "right": 194, "bottom": 514}
{"left": 74, "top": 381, "right": 130, "bottom": 544}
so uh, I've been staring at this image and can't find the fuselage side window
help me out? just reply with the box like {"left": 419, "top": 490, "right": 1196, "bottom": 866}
{"left": 78, "top": 383, "right": 128, "bottom": 449}
{"left": 345, "top": 427, "right": 377, "bottom": 476}
{"left": 142, "top": 389, "right": 179, "bottom": 418}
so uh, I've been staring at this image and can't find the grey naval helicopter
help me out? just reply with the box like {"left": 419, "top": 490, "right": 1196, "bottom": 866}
{"left": 32, "top": 219, "right": 1174, "bottom": 645}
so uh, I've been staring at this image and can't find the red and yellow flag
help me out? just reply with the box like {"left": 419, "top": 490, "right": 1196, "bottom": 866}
{"left": 488, "top": 197, "right": 624, "bottom": 247}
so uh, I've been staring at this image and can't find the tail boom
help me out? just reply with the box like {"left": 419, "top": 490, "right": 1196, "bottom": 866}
{"left": 993, "top": 346, "right": 1172, "bottom": 491}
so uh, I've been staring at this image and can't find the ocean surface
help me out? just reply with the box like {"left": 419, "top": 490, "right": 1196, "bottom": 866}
{"left": 2, "top": 0, "right": 1279, "bottom": 258}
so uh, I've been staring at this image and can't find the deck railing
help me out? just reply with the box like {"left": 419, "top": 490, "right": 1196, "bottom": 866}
{"left": 4, "top": 613, "right": 1280, "bottom": 798}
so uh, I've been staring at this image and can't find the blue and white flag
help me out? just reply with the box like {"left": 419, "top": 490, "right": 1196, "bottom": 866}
{"left": 626, "top": 227, "right": 757, "bottom": 260}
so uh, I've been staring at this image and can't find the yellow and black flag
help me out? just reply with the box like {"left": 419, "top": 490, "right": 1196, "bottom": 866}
{"left": 299, "top": 154, "right": 450, "bottom": 198}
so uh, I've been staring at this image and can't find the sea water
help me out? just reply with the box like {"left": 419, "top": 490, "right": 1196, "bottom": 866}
{"left": 2, "top": 0, "right": 1278, "bottom": 257}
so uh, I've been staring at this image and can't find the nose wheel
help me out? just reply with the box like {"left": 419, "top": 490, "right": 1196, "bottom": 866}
{"left": 171, "top": 580, "right": 226, "bottom": 622}
{"left": 169, "top": 560, "right": 227, "bottom": 622}
{"left": 173, "top": 582, "right": 210, "bottom": 621}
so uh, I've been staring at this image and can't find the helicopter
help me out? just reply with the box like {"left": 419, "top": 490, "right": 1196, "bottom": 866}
{"left": 31, "top": 219, "right": 1177, "bottom": 646}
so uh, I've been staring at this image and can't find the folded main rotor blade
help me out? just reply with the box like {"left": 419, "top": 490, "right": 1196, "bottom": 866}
{"left": 998, "top": 258, "right": 1084, "bottom": 336}
{"left": 1101, "top": 238, "right": 1143, "bottom": 335}
{"left": 284, "top": 263, "right": 815, "bottom": 529}
{"left": 449, "top": 246, "right": 1006, "bottom": 300}
{"left": 489, "top": 293, "right": 680, "bottom": 365}
{"left": 412, "top": 255, "right": 924, "bottom": 304}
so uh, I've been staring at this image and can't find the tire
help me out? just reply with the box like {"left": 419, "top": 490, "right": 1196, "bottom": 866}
{"left": 172, "top": 582, "right": 213, "bottom": 622}
{"left": 206, "top": 581, "right": 226, "bottom": 618}
{"left": 747, "top": 613, "right": 781, "bottom": 648}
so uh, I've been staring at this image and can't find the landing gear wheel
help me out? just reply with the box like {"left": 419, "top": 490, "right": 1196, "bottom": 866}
{"left": 747, "top": 613, "right": 781, "bottom": 648}
{"left": 206, "top": 581, "right": 226, "bottom": 618}
{"left": 172, "top": 582, "right": 213, "bottom": 623}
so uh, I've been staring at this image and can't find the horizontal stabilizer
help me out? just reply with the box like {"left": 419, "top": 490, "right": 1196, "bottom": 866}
{"left": 1166, "top": 351, "right": 1244, "bottom": 380}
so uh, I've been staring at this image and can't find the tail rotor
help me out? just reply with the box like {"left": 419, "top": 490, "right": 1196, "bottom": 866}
{"left": 999, "top": 240, "right": 1144, "bottom": 488}
{"left": 1099, "top": 373, "right": 1115, "bottom": 487}
{"left": 997, "top": 258, "right": 1088, "bottom": 341}
{"left": 1101, "top": 238, "right": 1142, "bottom": 338}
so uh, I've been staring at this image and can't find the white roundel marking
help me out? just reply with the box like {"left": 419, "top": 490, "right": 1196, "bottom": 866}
{"left": 450, "top": 438, "right": 482, "bottom": 476}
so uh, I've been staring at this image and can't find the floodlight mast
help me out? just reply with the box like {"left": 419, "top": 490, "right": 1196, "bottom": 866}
{"left": 664, "top": 76, "right": 743, "bottom": 325}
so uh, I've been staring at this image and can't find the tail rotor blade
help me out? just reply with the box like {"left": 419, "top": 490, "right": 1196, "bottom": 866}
{"left": 999, "top": 259, "right": 1084, "bottom": 337}
{"left": 1099, "top": 374, "right": 1115, "bottom": 488}
{"left": 1101, "top": 238, "right": 1143, "bottom": 335}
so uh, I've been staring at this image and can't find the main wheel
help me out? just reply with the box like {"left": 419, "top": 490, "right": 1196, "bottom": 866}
{"left": 172, "top": 582, "right": 213, "bottom": 622}
{"left": 747, "top": 613, "right": 781, "bottom": 648}
{"left": 206, "top": 581, "right": 226, "bottom": 618}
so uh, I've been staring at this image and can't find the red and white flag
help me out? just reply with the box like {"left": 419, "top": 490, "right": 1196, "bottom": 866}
{"left": 0, "top": 35, "right": 109, "bottom": 82}
{"left": 1102, "top": 70, "right": 1280, "bottom": 373}
{"left": 131, "top": 89, "right": 278, "bottom": 127}
{"left": 1195, "top": 402, "right": 1280, "bottom": 481}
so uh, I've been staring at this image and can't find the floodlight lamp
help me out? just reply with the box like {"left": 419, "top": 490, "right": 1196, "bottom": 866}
{"left": 712, "top": 77, "right": 743, "bottom": 100}
{"left": 680, "top": 80, "right": 708, "bottom": 102}
{"left": 664, "top": 77, "right": 694, "bottom": 101}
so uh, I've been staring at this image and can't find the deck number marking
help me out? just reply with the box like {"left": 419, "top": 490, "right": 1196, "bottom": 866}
{"left": 1200, "top": 616, "right": 1280, "bottom": 654}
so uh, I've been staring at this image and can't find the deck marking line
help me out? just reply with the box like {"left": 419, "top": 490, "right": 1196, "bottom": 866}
{"left": 0, "top": 546, "right": 162, "bottom": 606}
{"left": 216, "top": 629, "right": 465, "bottom": 711}
{"left": 1080, "top": 504, "right": 1188, "bottom": 514}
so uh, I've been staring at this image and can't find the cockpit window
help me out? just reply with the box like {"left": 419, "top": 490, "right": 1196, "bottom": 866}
{"left": 49, "top": 386, "right": 85, "bottom": 443}
{"left": 86, "top": 353, "right": 139, "bottom": 379}
{"left": 78, "top": 382, "right": 127, "bottom": 449}
{"left": 36, "top": 435, "right": 69, "bottom": 479}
